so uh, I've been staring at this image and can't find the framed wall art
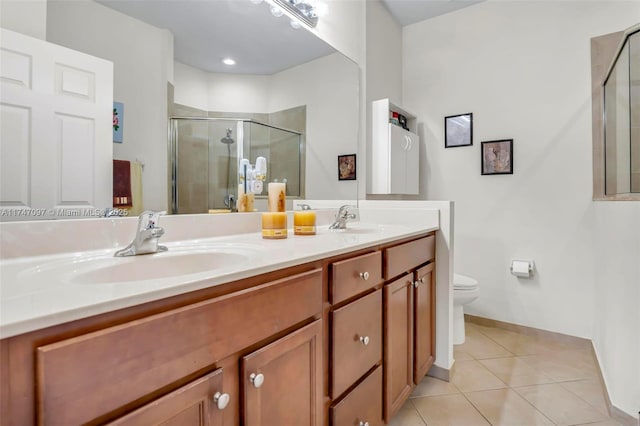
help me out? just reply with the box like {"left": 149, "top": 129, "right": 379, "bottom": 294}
{"left": 444, "top": 112, "right": 473, "bottom": 148}
{"left": 338, "top": 154, "right": 356, "bottom": 181}
{"left": 481, "top": 139, "right": 513, "bottom": 175}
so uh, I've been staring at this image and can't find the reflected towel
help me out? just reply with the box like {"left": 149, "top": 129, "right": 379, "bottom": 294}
{"left": 127, "top": 161, "right": 144, "bottom": 216}
{"left": 113, "top": 160, "right": 132, "bottom": 207}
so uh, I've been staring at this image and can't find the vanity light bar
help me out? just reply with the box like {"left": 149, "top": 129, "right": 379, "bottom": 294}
{"left": 271, "top": 0, "right": 318, "bottom": 28}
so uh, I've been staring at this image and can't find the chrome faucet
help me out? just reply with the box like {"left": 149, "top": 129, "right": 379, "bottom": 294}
{"left": 114, "top": 211, "right": 168, "bottom": 257}
{"left": 329, "top": 205, "right": 359, "bottom": 230}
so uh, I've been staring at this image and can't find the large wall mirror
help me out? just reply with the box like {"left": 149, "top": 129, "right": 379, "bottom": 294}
{"left": 40, "top": 0, "right": 359, "bottom": 217}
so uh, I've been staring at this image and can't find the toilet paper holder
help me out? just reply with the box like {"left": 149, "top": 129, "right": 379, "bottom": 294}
{"left": 510, "top": 260, "right": 535, "bottom": 278}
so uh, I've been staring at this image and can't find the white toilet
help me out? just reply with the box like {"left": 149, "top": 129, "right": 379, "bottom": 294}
{"left": 453, "top": 273, "right": 480, "bottom": 344}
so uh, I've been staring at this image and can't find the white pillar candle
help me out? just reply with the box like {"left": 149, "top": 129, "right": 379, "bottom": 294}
{"left": 268, "top": 182, "right": 286, "bottom": 212}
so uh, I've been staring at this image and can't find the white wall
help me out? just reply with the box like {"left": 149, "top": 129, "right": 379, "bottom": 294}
{"left": 0, "top": 0, "right": 47, "bottom": 40}
{"left": 174, "top": 62, "right": 270, "bottom": 114}
{"left": 310, "top": 0, "right": 365, "bottom": 67}
{"left": 174, "top": 53, "right": 359, "bottom": 201}
{"left": 402, "top": 1, "right": 639, "bottom": 417}
{"left": 592, "top": 202, "right": 640, "bottom": 419}
{"left": 46, "top": 0, "right": 174, "bottom": 212}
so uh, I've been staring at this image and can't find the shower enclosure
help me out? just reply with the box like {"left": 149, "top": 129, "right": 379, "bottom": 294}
{"left": 169, "top": 117, "right": 303, "bottom": 214}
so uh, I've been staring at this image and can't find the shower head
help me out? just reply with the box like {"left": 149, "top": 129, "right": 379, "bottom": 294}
{"left": 220, "top": 128, "right": 235, "bottom": 145}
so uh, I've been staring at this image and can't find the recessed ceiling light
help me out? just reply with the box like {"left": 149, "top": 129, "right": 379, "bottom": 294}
{"left": 222, "top": 58, "right": 236, "bottom": 66}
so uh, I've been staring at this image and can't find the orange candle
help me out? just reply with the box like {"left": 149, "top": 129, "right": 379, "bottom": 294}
{"left": 262, "top": 212, "right": 287, "bottom": 239}
{"left": 294, "top": 211, "right": 316, "bottom": 235}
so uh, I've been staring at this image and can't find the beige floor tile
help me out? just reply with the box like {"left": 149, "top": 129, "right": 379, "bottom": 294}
{"left": 410, "top": 376, "right": 460, "bottom": 398}
{"left": 465, "top": 388, "right": 554, "bottom": 426}
{"left": 514, "top": 383, "right": 609, "bottom": 425}
{"left": 456, "top": 333, "right": 514, "bottom": 360}
{"left": 454, "top": 345, "right": 475, "bottom": 361}
{"left": 388, "top": 400, "right": 426, "bottom": 426}
{"left": 517, "top": 352, "right": 599, "bottom": 382}
{"left": 479, "top": 356, "right": 556, "bottom": 386}
{"left": 412, "top": 394, "right": 490, "bottom": 426}
{"left": 560, "top": 379, "right": 610, "bottom": 416}
{"left": 451, "top": 360, "right": 508, "bottom": 393}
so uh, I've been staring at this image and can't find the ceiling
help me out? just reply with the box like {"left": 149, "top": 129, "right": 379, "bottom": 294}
{"left": 95, "top": 0, "right": 483, "bottom": 75}
{"left": 381, "top": 0, "right": 484, "bottom": 26}
{"left": 96, "top": 0, "right": 335, "bottom": 75}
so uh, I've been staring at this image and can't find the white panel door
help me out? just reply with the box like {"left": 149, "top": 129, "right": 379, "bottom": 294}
{"left": 388, "top": 125, "right": 419, "bottom": 195}
{"left": 0, "top": 28, "right": 113, "bottom": 220}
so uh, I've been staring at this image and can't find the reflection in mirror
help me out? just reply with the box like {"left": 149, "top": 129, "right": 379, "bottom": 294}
{"left": 604, "top": 27, "right": 639, "bottom": 195}
{"left": 1, "top": 0, "right": 359, "bottom": 220}
{"left": 170, "top": 117, "right": 303, "bottom": 214}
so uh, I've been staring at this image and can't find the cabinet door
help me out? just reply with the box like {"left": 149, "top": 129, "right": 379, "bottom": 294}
{"left": 414, "top": 263, "right": 435, "bottom": 385}
{"left": 242, "top": 320, "right": 322, "bottom": 426}
{"left": 388, "top": 125, "right": 419, "bottom": 195}
{"left": 108, "top": 369, "right": 226, "bottom": 426}
{"left": 383, "top": 273, "right": 414, "bottom": 422}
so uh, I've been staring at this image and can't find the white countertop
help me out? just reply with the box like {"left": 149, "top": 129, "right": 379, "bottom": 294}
{"left": 0, "top": 208, "right": 439, "bottom": 339}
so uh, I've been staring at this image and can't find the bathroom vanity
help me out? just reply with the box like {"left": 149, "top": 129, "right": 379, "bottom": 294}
{"left": 0, "top": 210, "right": 443, "bottom": 425}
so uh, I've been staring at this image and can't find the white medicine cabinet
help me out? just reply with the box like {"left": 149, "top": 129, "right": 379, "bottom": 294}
{"left": 369, "top": 99, "right": 420, "bottom": 195}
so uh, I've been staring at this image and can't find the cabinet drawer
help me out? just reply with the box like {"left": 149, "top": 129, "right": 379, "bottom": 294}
{"left": 36, "top": 269, "right": 322, "bottom": 426}
{"left": 331, "top": 289, "right": 382, "bottom": 399}
{"left": 331, "top": 251, "right": 382, "bottom": 304}
{"left": 384, "top": 235, "right": 434, "bottom": 280}
{"left": 108, "top": 369, "right": 225, "bottom": 426}
{"left": 330, "top": 365, "right": 383, "bottom": 426}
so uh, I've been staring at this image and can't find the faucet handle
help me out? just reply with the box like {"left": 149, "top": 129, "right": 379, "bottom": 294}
{"left": 137, "top": 210, "right": 165, "bottom": 232}
{"left": 337, "top": 205, "right": 359, "bottom": 221}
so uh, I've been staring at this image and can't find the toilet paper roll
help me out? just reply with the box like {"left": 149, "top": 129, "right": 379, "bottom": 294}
{"left": 511, "top": 260, "right": 532, "bottom": 277}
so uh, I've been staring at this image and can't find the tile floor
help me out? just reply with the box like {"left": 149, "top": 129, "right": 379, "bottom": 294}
{"left": 390, "top": 321, "right": 622, "bottom": 426}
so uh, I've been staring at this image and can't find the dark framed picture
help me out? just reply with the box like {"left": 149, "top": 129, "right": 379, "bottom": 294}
{"left": 481, "top": 139, "right": 513, "bottom": 175}
{"left": 338, "top": 154, "right": 356, "bottom": 181}
{"left": 444, "top": 112, "right": 473, "bottom": 148}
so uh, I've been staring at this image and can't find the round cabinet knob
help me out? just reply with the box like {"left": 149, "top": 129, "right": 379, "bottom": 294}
{"left": 413, "top": 280, "right": 420, "bottom": 288}
{"left": 359, "top": 335, "right": 370, "bottom": 346}
{"left": 359, "top": 421, "right": 370, "bottom": 426}
{"left": 359, "top": 271, "right": 370, "bottom": 280}
{"left": 249, "top": 372, "right": 265, "bottom": 388}
{"left": 213, "top": 392, "right": 230, "bottom": 410}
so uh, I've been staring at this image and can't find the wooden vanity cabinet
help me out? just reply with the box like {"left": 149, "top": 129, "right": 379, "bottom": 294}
{"left": 3, "top": 267, "right": 323, "bottom": 426}
{"left": 382, "top": 234, "right": 436, "bottom": 422}
{"left": 242, "top": 320, "right": 323, "bottom": 426}
{"left": 107, "top": 369, "right": 226, "bottom": 426}
{"left": 0, "top": 232, "right": 437, "bottom": 426}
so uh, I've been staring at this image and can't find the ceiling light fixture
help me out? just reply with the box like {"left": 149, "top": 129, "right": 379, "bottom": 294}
{"left": 270, "top": 5, "right": 284, "bottom": 17}
{"left": 270, "top": 0, "right": 322, "bottom": 28}
{"left": 222, "top": 58, "right": 236, "bottom": 66}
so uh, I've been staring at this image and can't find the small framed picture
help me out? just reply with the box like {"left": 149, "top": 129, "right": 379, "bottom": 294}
{"left": 338, "top": 154, "right": 356, "bottom": 181}
{"left": 113, "top": 102, "right": 124, "bottom": 143}
{"left": 444, "top": 112, "right": 473, "bottom": 148}
{"left": 481, "top": 139, "right": 513, "bottom": 175}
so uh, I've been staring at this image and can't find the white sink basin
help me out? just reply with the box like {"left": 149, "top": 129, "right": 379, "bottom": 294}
{"left": 70, "top": 251, "right": 249, "bottom": 285}
{"left": 18, "top": 243, "right": 258, "bottom": 286}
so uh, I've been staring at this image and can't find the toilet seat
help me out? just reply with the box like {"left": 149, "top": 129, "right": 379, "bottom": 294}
{"left": 453, "top": 273, "right": 478, "bottom": 290}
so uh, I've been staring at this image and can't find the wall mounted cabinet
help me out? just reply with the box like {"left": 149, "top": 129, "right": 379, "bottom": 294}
{"left": 369, "top": 98, "right": 420, "bottom": 195}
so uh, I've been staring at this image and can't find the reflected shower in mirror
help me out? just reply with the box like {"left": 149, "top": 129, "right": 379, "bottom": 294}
{"left": 170, "top": 117, "right": 303, "bottom": 214}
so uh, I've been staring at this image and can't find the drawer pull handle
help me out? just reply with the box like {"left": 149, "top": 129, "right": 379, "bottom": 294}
{"left": 249, "top": 373, "right": 265, "bottom": 388}
{"left": 213, "top": 392, "right": 230, "bottom": 410}
{"left": 359, "top": 421, "right": 370, "bottom": 426}
{"left": 359, "top": 335, "right": 370, "bottom": 346}
{"left": 359, "top": 271, "right": 370, "bottom": 280}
